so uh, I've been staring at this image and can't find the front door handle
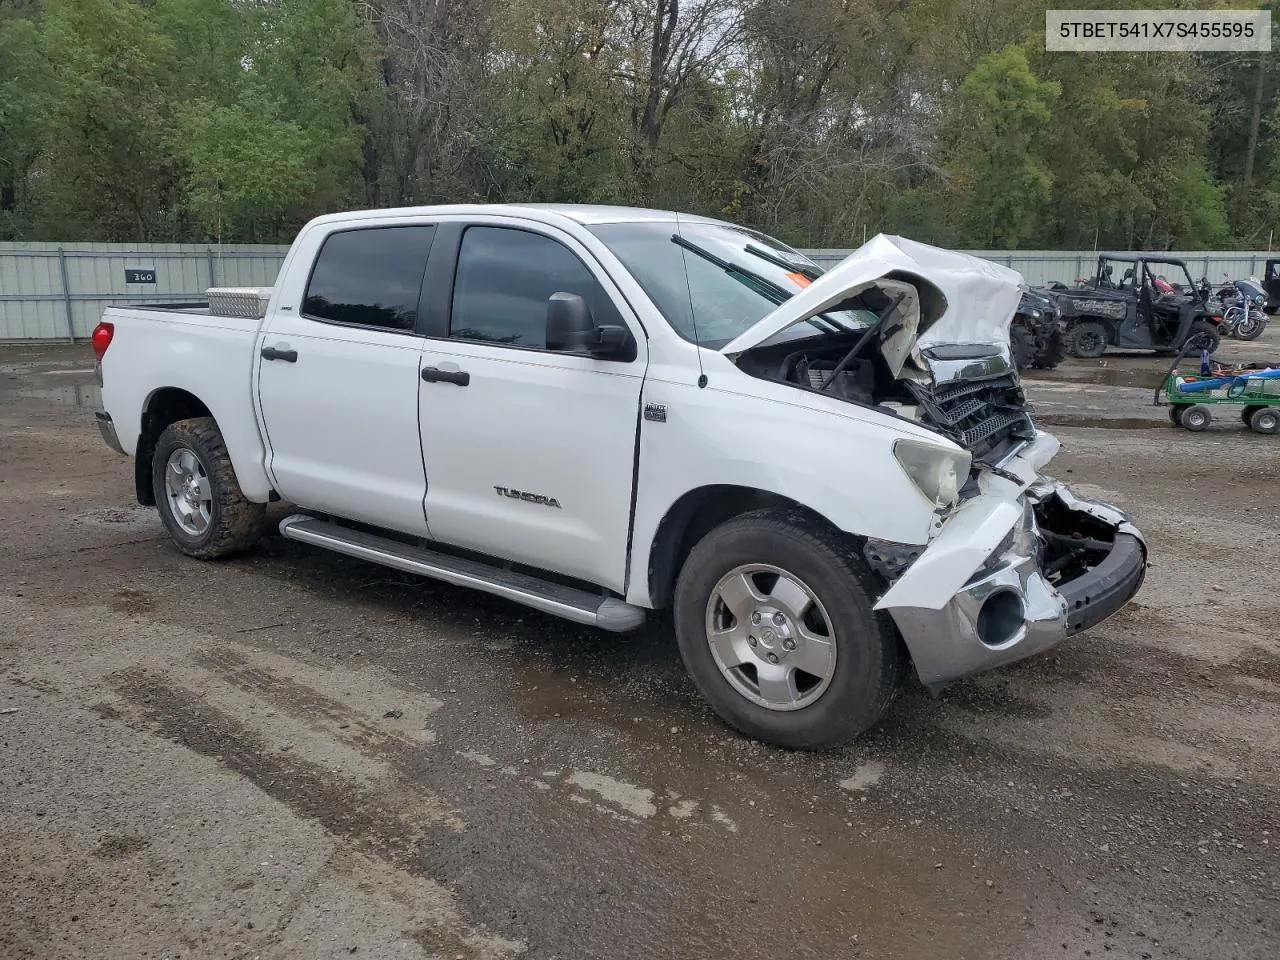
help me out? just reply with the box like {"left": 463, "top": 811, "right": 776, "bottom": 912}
{"left": 261, "top": 346, "right": 298, "bottom": 363}
{"left": 421, "top": 366, "right": 470, "bottom": 386}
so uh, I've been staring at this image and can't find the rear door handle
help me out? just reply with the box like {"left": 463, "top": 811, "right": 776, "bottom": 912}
{"left": 261, "top": 346, "right": 298, "bottom": 363}
{"left": 421, "top": 366, "right": 470, "bottom": 386}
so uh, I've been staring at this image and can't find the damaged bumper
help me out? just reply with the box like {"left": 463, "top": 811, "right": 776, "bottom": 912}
{"left": 875, "top": 478, "right": 1146, "bottom": 692}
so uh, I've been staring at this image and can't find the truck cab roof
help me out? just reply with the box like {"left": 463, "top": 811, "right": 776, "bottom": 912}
{"left": 303, "top": 203, "right": 729, "bottom": 229}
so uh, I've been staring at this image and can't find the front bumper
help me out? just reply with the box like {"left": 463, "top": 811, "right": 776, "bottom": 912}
{"left": 877, "top": 480, "right": 1146, "bottom": 692}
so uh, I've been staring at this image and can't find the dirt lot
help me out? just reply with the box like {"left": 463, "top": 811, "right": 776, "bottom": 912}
{"left": 1, "top": 337, "right": 1278, "bottom": 960}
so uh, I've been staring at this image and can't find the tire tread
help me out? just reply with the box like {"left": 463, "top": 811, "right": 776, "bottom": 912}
{"left": 152, "top": 417, "right": 265, "bottom": 559}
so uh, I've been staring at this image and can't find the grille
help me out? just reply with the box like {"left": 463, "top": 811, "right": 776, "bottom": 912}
{"left": 911, "top": 374, "right": 1034, "bottom": 461}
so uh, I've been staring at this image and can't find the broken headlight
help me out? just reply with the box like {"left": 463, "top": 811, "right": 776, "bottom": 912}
{"left": 893, "top": 439, "right": 972, "bottom": 510}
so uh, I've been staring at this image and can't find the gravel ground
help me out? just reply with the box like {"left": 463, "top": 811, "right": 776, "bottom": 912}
{"left": 1, "top": 337, "right": 1277, "bottom": 960}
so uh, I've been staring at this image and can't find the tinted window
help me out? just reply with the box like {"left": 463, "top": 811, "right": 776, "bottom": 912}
{"left": 303, "top": 226, "right": 436, "bottom": 331}
{"left": 450, "top": 226, "right": 611, "bottom": 348}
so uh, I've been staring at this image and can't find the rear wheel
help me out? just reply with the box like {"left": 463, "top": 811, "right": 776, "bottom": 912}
{"left": 152, "top": 417, "right": 266, "bottom": 559}
{"left": 1241, "top": 405, "right": 1259, "bottom": 425}
{"left": 1067, "top": 319, "right": 1108, "bottom": 358}
{"left": 1180, "top": 405, "right": 1213, "bottom": 432}
{"left": 1249, "top": 407, "right": 1280, "bottom": 434}
{"left": 1168, "top": 406, "right": 1185, "bottom": 426}
{"left": 673, "top": 508, "right": 901, "bottom": 749}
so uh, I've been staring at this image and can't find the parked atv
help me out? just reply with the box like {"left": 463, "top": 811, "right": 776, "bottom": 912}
{"left": 1010, "top": 288, "right": 1067, "bottom": 370}
{"left": 1057, "top": 254, "right": 1223, "bottom": 359}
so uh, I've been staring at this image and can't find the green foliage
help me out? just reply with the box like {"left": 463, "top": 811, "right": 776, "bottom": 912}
{"left": 946, "top": 46, "right": 1060, "bottom": 247}
{"left": 171, "top": 99, "right": 313, "bottom": 242}
{"left": 0, "top": 0, "right": 1272, "bottom": 249}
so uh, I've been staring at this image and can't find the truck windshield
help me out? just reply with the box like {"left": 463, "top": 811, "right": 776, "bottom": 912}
{"left": 588, "top": 220, "right": 875, "bottom": 348}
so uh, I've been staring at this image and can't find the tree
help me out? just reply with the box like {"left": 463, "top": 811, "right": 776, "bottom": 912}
{"left": 943, "top": 46, "right": 1059, "bottom": 248}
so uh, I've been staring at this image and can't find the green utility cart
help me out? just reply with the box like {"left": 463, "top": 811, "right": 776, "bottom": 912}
{"left": 1156, "top": 364, "right": 1280, "bottom": 433}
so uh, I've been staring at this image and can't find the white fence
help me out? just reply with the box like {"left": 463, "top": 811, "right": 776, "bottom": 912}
{"left": 1, "top": 241, "right": 1275, "bottom": 340}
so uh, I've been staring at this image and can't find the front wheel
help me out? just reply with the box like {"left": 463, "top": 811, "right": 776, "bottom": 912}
{"left": 672, "top": 509, "right": 901, "bottom": 749}
{"left": 1032, "top": 327, "right": 1067, "bottom": 370}
{"left": 1236, "top": 314, "right": 1267, "bottom": 341}
{"left": 1184, "top": 320, "right": 1221, "bottom": 356}
{"left": 152, "top": 417, "right": 266, "bottom": 559}
{"left": 1010, "top": 324, "right": 1037, "bottom": 370}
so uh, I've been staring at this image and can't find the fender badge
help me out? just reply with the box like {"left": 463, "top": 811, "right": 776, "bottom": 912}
{"left": 644, "top": 402, "right": 667, "bottom": 423}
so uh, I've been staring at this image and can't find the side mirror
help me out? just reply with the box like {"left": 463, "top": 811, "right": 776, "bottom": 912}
{"left": 545, "top": 292, "right": 631, "bottom": 358}
{"left": 546, "top": 292, "right": 593, "bottom": 351}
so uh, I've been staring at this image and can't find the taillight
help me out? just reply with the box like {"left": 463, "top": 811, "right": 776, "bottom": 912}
{"left": 92, "top": 321, "right": 114, "bottom": 360}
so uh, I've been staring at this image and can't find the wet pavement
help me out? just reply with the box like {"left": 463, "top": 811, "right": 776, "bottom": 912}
{"left": 1, "top": 340, "right": 1278, "bottom": 959}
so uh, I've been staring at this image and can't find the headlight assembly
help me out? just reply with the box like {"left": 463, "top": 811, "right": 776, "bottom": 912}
{"left": 893, "top": 439, "right": 972, "bottom": 510}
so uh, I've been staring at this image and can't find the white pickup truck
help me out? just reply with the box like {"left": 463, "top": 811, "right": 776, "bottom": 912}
{"left": 92, "top": 204, "right": 1146, "bottom": 748}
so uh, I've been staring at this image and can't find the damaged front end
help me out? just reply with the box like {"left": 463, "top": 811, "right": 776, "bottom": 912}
{"left": 717, "top": 232, "right": 1147, "bottom": 689}
{"left": 874, "top": 478, "right": 1146, "bottom": 692}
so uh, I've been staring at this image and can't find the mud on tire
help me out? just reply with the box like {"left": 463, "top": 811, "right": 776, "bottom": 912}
{"left": 152, "top": 416, "right": 266, "bottom": 559}
{"left": 1066, "top": 319, "right": 1108, "bottom": 359}
{"left": 1032, "top": 327, "right": 1067, "bottom": 370}
{"left": 672, "top": 508, "right": 902, "bottom": 750}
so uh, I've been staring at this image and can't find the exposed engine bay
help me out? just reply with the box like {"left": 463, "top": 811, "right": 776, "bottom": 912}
{"left": 735, "top": 320, "right": 1036, "bottom": 464}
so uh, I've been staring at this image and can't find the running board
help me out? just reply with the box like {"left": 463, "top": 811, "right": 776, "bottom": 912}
{"left": 278, "top": 514, "right": 645, "bottom": 633}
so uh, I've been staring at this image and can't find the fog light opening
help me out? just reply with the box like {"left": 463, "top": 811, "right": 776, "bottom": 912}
{"left": 977, "top": 590, "right": 1024, "bottom": 648}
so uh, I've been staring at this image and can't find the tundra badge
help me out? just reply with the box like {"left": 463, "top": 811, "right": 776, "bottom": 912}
{"left": 494, "top": 486, "right": 562, "bottom": 509}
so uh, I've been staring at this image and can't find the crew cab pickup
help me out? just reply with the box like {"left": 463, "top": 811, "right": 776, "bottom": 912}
{"left": 92, "top": 204, "right": 1147, "bottom": 748}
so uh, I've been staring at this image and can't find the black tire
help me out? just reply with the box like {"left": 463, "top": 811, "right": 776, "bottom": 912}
{"left": 152, "top": 417, "right": 266, "bottom": 559}
{"left": 1032, "top": 327, "right": 1067, "bottom": 370}
{"left": 1067, "top": 319, "right": 1108, "bottom": 358}
{"left": 1180, "top": 405, "right": 1212, "bottom": 432}
{"left": 1184, "top": 320, "right": 1220, "bottom": 356}
{"left": 1249, "top": 406, "right": 1280, "bottom": 434}
{"left": 672, "top": 508, "right": 902, "bottom": 749}
{"left": 1010, "top": 324, "right": 1037, "bottom": 370}
{"left": 1168, "top": 406, "right": 1185, "bottom": 426}
{"left": 1236, "top": 315, "right": 1266, "bottom": 341}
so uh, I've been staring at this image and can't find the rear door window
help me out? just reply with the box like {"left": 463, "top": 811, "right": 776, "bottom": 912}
{"left": 303, "top": 226, "right": 436, "bottom": 331}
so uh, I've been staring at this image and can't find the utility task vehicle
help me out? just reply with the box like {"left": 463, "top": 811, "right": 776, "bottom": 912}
{"left": 1010, "top": 288, "right": 1067, "bottom": 370}
{"left": 1058, "top": 254, "right": 1222, "bottom": 358}
{"left": 91, "top": 205, "right": 1146, "bottom": 748}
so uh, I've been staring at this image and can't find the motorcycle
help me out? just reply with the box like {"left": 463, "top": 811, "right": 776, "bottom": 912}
{"left": 1215, "top": 276, "right": 1269, "bottom": 341}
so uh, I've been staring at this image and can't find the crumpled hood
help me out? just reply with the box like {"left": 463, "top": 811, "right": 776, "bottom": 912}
{"left": 721, "top": 234, "right": 1025, "bottom": 376}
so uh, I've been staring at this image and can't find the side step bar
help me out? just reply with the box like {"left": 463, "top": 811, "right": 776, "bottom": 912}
{"left": 278, "top": 514, "right": 646, "bottom": 633}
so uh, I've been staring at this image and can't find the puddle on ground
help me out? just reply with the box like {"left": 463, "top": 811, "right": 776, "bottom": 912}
{"left": 1034, "top": 415, "right": 1166, "bottom": 431}
{"left": 1023, "top": 366, "right": 1167, "bottom": 389}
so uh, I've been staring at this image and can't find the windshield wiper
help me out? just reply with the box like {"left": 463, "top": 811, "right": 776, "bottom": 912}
{"left": 743, "top": 242, "right": 822, "bottom": 280}
{"left": 670, "top": 233, "right": 848, "bottom": 335}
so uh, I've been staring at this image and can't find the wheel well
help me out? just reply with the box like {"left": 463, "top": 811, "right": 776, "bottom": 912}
{"left": 645, "top": 485, "right": 846, "bottom": 610}
{"left": 134, "top": 388, "right": 213, "bottom": 505}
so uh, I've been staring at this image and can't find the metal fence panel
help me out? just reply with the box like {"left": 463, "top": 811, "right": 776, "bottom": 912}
{"left": 2, "top": 240, "right": 1277, "bottom": 340}
{"left": 0, "top": 242, "right": 290, "bottom": 340}
{"left": 804, "top": 249, "right": 1277, "bottom": 287}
